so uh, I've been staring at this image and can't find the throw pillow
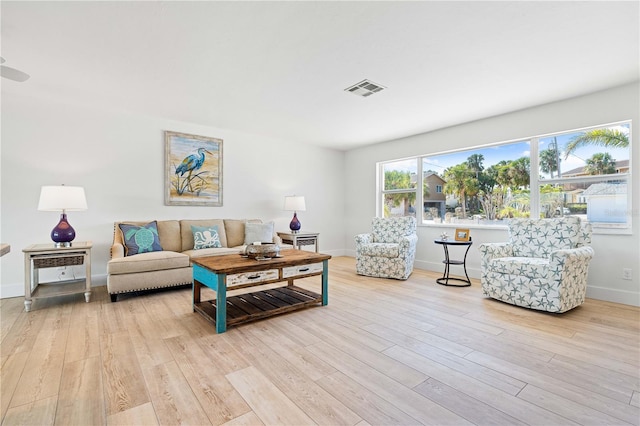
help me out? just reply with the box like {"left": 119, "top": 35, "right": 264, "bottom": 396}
{"left": 118, "top": 221, "right": 163, "bottom": 256}
{"left": 191, "top": 225, "right": 222, "bottom": 250}
{"left": 244, "top": 221, "right": 274, "bottom": 245}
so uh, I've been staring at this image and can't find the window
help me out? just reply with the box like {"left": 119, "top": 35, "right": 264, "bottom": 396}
{"left": 380, "top": 159, "right": 417, "bottom": 217}
{"left": 378, "top": 121, "right": 631, "bottom": 233}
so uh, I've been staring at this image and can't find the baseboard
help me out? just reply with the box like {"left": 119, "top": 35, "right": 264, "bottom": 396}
{"left": 586, "top": 286, "right": 640, "bottom": 307}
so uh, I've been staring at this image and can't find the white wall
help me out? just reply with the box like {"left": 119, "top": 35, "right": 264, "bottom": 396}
{"left": 0, "top": 92, "right": 346, "bottom": 297}
{"left": 345, "top": 82, "right": 640, "bottom": 306}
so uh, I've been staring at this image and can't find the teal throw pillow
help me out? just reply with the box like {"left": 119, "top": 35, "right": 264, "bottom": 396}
{"left": 119, "top": 221, "right": 163, "bottom": 256}
{"left": 192, "top": 225, "right": 222, "bottom": 250}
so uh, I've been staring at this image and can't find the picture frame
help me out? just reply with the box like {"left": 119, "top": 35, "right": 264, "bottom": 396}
{"left": 455, "top": 228, "right": 470, "bottom": 242}
{"left": 165, "top": 131, "right": 223, "bottom": 206}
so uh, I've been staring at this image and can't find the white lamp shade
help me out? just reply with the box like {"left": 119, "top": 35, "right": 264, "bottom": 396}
{"left": 38, "top": 186, "right": 88, "bottom": 211}
{"left": 284, "top": 195, "right": 306, "bottom": 212}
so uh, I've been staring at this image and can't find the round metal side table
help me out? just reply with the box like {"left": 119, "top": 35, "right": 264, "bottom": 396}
{"left": 434, "top": 238, "right": 472, "bottom": 287}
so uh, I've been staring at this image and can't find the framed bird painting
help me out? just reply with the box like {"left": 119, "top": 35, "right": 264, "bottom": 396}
{"left": 165, "top": 131, "right": 223, "bottom": 206}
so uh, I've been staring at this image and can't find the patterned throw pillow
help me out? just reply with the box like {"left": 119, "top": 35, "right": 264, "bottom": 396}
{"left": 192, "top": 225, "right": 222, "bottom": 250}
{"left": 119, "top": 221, "right": 163, "bottom": 256}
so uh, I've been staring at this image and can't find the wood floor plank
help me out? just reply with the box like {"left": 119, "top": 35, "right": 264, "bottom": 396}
{"left": 220, "top": 411, "right": 264, "bottom": 426}
{"left": 317, "top": 371, "right": 421, "bottom": 425}
{"left": 54, "top": 356, "right": 105, "bottom": 425}
{"left": 227, "top": 327, "right": 363, "bottom": 426}
{"left": 164, "top": 334, "right": 251, "bottom": 425}
{"left": 308, "top": 341, "right": 472, "bottom": 425}
{"left": 100, "top": 331, "right": 150, "bottom": 416}
{"left": 242, "top": 320, "right": 336, "bottom": 381}
{"left": 465, "top": 350, "right": 640, "bottom": 425}
{"left": 106, "top": 402, "right": 159, "bottom": 426}
{"left": 363, "top": 322, "right": 526, "bottom": 395}
{"left": 226, "top": 366, "right": 316, "bottom": 426}
{"left": 143, "top": 361, "right": 212, "bottom": 426}
{"left": 298, "top": 320, "right": 428, "bottom": 388}
{"left": 414, "top": 378, "right": 527, "bottom": 426}
{"left": 383, "top": 345, "right": 579, "bottom": 425}
{"left": 0, "top": 351, "right": 29, "bottom": 419}
{"left": 2, "top": 395, "right": 57, "bottom": 426}
{"left": 64, "top": 307, "right": 100, "bottom": 363}
{"left": 517, "top": 383, "right": 634, "bottom": 425}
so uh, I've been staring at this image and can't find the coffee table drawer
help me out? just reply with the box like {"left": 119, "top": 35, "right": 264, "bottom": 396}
{"left": 283, "top": 262, "right": 323, "bottom": 278}
{"left": 227, "top": 269, "right": 279, "bottom": 286}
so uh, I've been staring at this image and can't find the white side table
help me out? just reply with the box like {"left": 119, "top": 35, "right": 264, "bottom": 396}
{"left": 23, "top": 242, "right": 92, "bottom": 312}
{"left": 277, "top": 232, "right": 319, "bottom": 252}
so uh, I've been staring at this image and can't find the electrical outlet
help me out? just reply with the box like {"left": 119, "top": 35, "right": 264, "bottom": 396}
{"left": 622, "top": 268, "right": 632, "bottom": 280}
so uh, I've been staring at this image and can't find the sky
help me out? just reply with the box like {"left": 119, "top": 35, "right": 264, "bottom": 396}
{"left": 385, "top": 123, "right": 630, "bottom": 180}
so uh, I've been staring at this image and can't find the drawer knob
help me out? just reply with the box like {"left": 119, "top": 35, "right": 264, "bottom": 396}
{"left": 299, "top": 267, "right": 309, "bottom": 272}
{"left": 247, "top": 274, "right": 261, "bottom": 279}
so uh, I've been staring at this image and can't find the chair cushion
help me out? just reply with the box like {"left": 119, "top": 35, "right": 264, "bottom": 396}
{"left": 509, "top": 217, "right": 581, "bottom": 258}
{"left": 359, "top": 242, "right": 400, "bottom": 258}
{"left": 108, "top": 250, "right": 190, "bottom": 275}
{"left": 487, "top": 256, "right": 549, "bottom": 279}
{"left": 372, "top": 217, "right": 416, "bottom": 243}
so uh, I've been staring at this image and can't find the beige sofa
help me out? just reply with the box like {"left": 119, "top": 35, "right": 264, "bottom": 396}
{"left": 107, "top": 219, "right": 279, "bottom": 301}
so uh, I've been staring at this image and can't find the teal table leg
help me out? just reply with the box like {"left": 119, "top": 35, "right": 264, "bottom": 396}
{"left": 193, "top": 265, "right": 227, "bottom": 333}
{"left": 322, "top": 259, "right": 328, "bottom": 305}
{"left": 215, "top": 273, "right": 227, "bottom": 333}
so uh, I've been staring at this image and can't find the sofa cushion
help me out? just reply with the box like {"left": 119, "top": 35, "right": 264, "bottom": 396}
{"left": 224, "top": 219, "right": 247, "bottom": 247}
{"left": 108, "top": 250, "right": 190, "bottom": 275}
{"left": 185, "top": 247, "right": 243, "bottom": 259}
{"left": 114, "top": 220, "right": 182, "bottom": 253}
{"left": 509, "top": 217, "right": 581, "bottom": 258}
{"left": 359, "top": 243, "right": 400, "bottom": 258}
{"left": 244, "top": 221, "right": 274, "bottom": 245}
{"left": 487, "top": 256, "right": 550, "bottom": 279}
{"left": 180, "top": 219, "right": 227, "bottom": 251}
{"left": 118, "top": 221, "right": 163, "bottom": 256}
{"left": 191, "top": 225, "right": 223, "bottom": 249}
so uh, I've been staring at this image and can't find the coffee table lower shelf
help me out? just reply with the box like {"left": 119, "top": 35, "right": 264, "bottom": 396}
{"left": 194, "top": 285, "right": 322, "bottom": 328}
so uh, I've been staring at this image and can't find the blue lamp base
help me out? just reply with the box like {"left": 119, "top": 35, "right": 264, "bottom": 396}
{"left": 289, "top": 212, "right": 301, "bottom": 233}
{"left": 51, "top": 213, "right": 76, "bottom": 247}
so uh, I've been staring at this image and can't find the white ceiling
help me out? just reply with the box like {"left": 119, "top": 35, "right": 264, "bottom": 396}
{"left": 2, "top": 1, "right": 638, "bottom": 151}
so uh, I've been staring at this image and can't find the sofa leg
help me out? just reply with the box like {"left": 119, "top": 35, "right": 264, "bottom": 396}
{"left": 110, "top": 294, "right": 117, "bottom": 302}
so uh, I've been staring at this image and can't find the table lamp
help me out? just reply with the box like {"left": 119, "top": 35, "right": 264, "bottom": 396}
{"left": 38, "top": 185, "right": 88, "bottom": 247}
{"left": 284, "top": 195, "right": 306, "bottom": 233}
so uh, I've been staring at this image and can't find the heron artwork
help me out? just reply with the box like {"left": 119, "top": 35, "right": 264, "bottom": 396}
{"left": 175, "top": 147, "right": 213, "bottom": 193}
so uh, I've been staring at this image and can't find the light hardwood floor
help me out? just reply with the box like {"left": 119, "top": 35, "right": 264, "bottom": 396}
{"left": 1, "top": 256, "right": 638, "bottom": 425}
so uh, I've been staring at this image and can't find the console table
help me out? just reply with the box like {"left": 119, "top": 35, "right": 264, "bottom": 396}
{"left": 434, "top": 239, "right": 472, "bottom": 287}
{"left": 277, "top": 231, "right": 319, "bottom": 252}
{"left": 192, "top": 249, "right": 331, "bottom": 333}
{"left": 23, "top": 242, "right": 92, "bottom": 312}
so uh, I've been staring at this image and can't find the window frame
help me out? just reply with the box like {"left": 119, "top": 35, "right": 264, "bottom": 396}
{"left": 377, "top": 120, "right": 632, "bottom": 234}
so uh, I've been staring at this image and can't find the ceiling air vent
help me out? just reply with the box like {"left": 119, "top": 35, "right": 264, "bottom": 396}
{"left": 344, "top": 79, "right": 386, "bottom": 97}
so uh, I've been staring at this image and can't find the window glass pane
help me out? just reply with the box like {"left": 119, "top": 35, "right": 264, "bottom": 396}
{"left": 383, "top": 159, "right": 417, "bottom": 190}
{"left": 383, "top": 192, "right": 417, "bottom": 218}
{"left": 422, "top": 141, "right": 530, "bottom": 224}
{"left": 539, "top": 178, "right": 628, "bottom": 224}
{"left": 539, "top": 123, "right": 630, "bottom": 179}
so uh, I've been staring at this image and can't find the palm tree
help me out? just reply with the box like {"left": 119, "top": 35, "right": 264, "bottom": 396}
{"left": 540, "top": 147, "right": 559, "bottom": 178}
{"left": 384, "top": 170, "right": 415, "bottom": 216}
{"left": 564, "top": 128, "right": 629, "bottom": 159}
{"left": 444, "top": 163, "right": 478, "bottom": 219}
{"left": 584, "top": 152, "right": 617, "bottom": 175}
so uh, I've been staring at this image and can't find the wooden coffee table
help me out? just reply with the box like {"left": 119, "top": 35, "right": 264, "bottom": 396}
{"left": 192, "top": 249, "right": 331, "bottom": 333}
